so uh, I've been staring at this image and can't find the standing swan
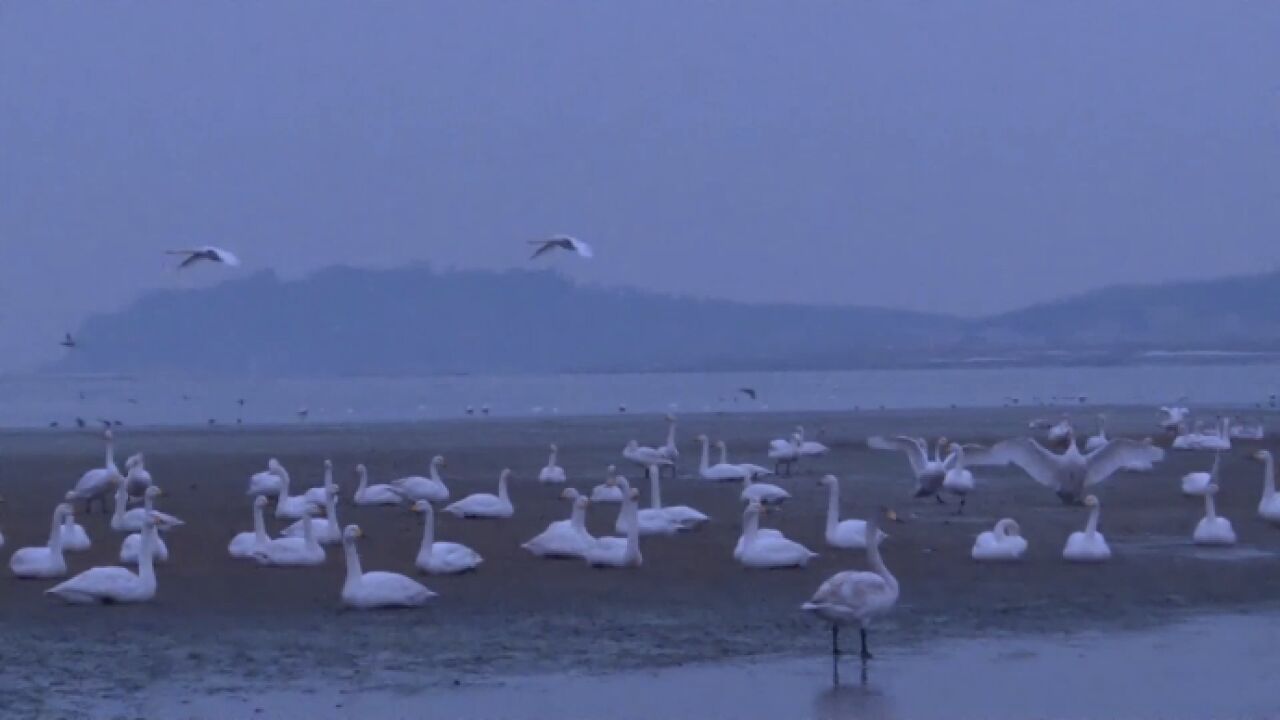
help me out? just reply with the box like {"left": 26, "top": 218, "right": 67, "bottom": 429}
{"left": 10, "top": 503, "right": 72, "bottom": 578}
{"left": 941, "top": 443, "right": 978, "bottom": 513}
{"left": 340, "top": 525, "right": 435, "bottom": 609}
{"left": 1192, "top": 484, "right": 1236, "bottom": 546}
{"left": 70, "top": 429, "right": 122, "bottom": 515}
{"left": 819, "top": 475, "right": 886, "bottom": 549}
{"left": 413, "top": 501, "right": 482, "bottom": 574}
{"left": 538, "top": 445, "right": 567, "bottom": 484}
{"left": 1252, "top": 450, "right": 1280, "bottom": 523}
{"left": 228, "top": 496, "right": 271, "bottom": 559}
{"left": 971, "top": 519, "right": 1028, "bottom": 561}
{"left": 444, "top": 469, "right": 515, "bottom": 518}
{"left": 47, "top": 515, "right": 159, "bottom": 604}
{"left": 656, "top": 413, "right": 680, "bottom": 476}
{"left": 353, "top": 464, "right": 401, "bottom": 506}
{"left": 740, "top": 468, "right": 791, "bottom": 505}
{"left": 1062, "top": 495, "right": 1110, "bottom": 562}
{"left": 979, "top": 432, "right": 1164, "bottom": 505}
{"left": 802, "top": 508, "right": 899, "bottom": 661}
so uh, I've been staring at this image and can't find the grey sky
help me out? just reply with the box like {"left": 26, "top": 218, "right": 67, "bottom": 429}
{"left": 2, "top": 2, "right": 1278, "bottom": 370}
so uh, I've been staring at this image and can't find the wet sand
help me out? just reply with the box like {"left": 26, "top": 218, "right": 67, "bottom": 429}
{"left": 1, "top": 407, "right": 1279, "bottom": 716}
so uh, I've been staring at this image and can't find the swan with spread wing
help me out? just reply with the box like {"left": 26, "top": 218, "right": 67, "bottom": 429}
{"left": 972, "top": 430, "right": 1164, "bottom": 504}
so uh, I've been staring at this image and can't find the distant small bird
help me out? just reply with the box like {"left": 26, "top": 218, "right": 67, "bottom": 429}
{"left": 208, "top": 418, "right": 217, "bottom": 426}
{"left": 297, "top": 407, "right": 309, "bottom": 421}
{"left": 738, "top": 387, "right": 758, "bottom": 400}
{"left": 528, "top": 235, "right": 593, "bottom": 260}
{"left": 74, "top": 417, "right": 86, "bottom": 429}
{"left": 166, "top": 245, "right": 241, "bottom": 269}
{"left": 618, "top": 404, "right": 627, "bottom": 414}
{"left": 60, "top": 332, "right": 76, "bottom": 349}
{"left": 48, "top": 421, "right": 59, "bottom": 428}
{"left": 466, "top": 406, "right": 475, "bottom": 416}
{"left": 481, "top": 405, "right": 490, "bottom": 416}
{"left": 126, "top": 398, "right": 139, "bottom": 405}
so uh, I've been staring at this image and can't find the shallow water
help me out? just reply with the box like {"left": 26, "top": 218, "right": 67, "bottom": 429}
{"left": 3, "top": 362, "right": 1278, "bottom": 428}
{"left": 80, "top": 612, "right": 1280, "bottom": 720}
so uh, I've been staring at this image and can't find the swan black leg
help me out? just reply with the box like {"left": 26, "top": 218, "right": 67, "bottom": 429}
{"left": 832, "top": 624, "right": 840, "bottom": 656}
{"left": 860, "top": 628, "right": 872, "bottom": 661}
{"left": 935, "top": 494, "right": 946, "bottom": 505}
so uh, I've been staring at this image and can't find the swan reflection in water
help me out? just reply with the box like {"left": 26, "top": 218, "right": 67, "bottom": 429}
{"left": 814, "top": 673, "right": 897, "bottom": 720}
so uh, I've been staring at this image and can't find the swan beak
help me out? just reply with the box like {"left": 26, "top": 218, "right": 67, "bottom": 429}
{"left": 411, "top": 505, "right": 424, "bottom": 513}
{"left": 884, "top": 508, "right": 903, "bottom": 523}
{"left": 354, "top": 527, "right": 364, "bottom": 538}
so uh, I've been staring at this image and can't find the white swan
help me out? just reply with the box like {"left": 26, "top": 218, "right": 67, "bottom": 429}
{"left": 247, "top": 459, "right": 286, "bottom": 497}
{"left": 656, "top": 413, "right": 680, "bottom": 472}
{"left": 522, "top": 489, "right": 596, "bottom": 558}
{"left": 736, "top": 501, "right": 817, "bottom": 568}
{"left": 59, "top": 491, "right": 92, "bottom": 552}
{"left": 590, "top": 466, "right": 626, "bottom": 503}
{"left": 867, "top": 436, "right": 954, "bottom": 501}
{"left": 802, "top": 508, "right": 899, "bottom": 660}
{"left": 353, "top": 463, "right": 401, "bottom": 506}
{"left": 273, "top": 462, "right": 319, "bottom": 520}
{"left": 1160, "top": 405, "right": 1190, "bottom": 432}
{"left": 253, "top": 506, "right": 325, "bottom": 567}
{"left": 1230, "top": 419, "right": 1265, "bottom": 440}
{"left": 623, "top": 440, "right": 674, "bottom": 474}
{"left": 583, "top": 489, "right": 642, "bottom": 568}
{"left": 390, "top": 456, "right": 450, "bottom": 503}
{"left": 795, "top": 425, "right": 829, "bottom": 457}
{"left": 977, "top": 432, "right": 1164, "bottom": 505}
{"left": 1173, "top": 417, "right": 1232, "bottom": 451}
{"left": 70, "top": 429, "right": 122, "bottom": 514}
{"left": 941, "top": 443, "right": 978, "bottom": 513}
{"left": 112, "top": 486, "right": 183, "bottom": 533}
{"left": 971, "top": 518, "right": 1027, "bottom": 561}
{"left": 696, "top": 435, "right": 748, "bottom": 482}
{"left": 819, "top": 475, "right": 886, "bottom": 549}
{"left": 300, "top": 460, "right": 337, "bottom": 507}
{"left": 1192, "top": 484, "right": 1236, "bottom": 546}
{"left": 120, "top": 526, "right": 170, "bottom": 564}
{"left": 613, "top": 474, "right": 680, "bottom": 536}
{"left": 767, "top": 433, "right": 801, "bottom": 476}
{"left": 280, "top": 482, "right": 342, "bottom": 544}
{"left": 10, "top": 503, "right": 72, "bottom": 578}
{"left": 340, "top": 525, "right": 436, "bottom": 609}
{"left": 123, "top": 453, "right": 153, "bottom": 499}
{"left": 1084, "top": 415, "right": 1109, "bottom": 452}
{"left": 1252, "top": 450, "right": 1280, "bottom": 523}
{"left": 444, "top": 468, "right": 514, "bottom": 518}
{"left": 718, "top": 440, "right": 772, "bottom": 478}
{"left": 1062, "top": 495, "right": 1110, "bottom": 562}
{"left": 538, "top": 444, "right": 567, "bottom": 484}
{"left": 644, "top": 464, "right": 708, "bottom": 529}
{"left": 741, "top": 468, "right": 791, "bottom": 505}
{"left": 413, "top": 501, "right": 482, "bottom": 574}
{"left": 1181, "top": 453, "right": 1220, "bottom": 496}
{"left": 228, "top": 496, "right": 271, "bottom": 559}
{"left": 47, "top": 515, "right": 159, "bottom": 604}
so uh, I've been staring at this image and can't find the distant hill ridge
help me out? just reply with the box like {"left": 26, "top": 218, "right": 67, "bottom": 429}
{"left": 52, "top": 265, "right": 1280, "bottom": 375}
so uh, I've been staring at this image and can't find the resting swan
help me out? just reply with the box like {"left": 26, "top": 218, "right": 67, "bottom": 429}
{"left": 413, "top": 501, "right": 482, "bottom": 574}
{"left": 273, "top": 463, "right": 319, "bottom": 520}
{"left": 1181, "top": 453, "right": 1220, "bottom": 496}
{"left": 624, "top": 440, "right": 674, "bottom": 475}
{"left": 736, "top": 501, "right": 817, "bottom": 568}
{"left": 246, "top": 459, "right": 286, "bottom": 497}
{"left": 444, "top": 468, "right": 514, "bottom": 518}
{"left": 613, "top": 472, "right": 680, "bottom": 536}
{"left": 522, "top": 489, "right": 596, "bottom": 558}
{"left": 341, "top": 525, "right": 436, "bottom": 609}
{"left": 10, "top": 503, "right": 72, "bottom": 578}
{"left": 1062, "top": 495, "right": 1110, "bottom": 562}
{"left": 590, "top": 466, "right": 626, "bottom": 503}
{"left": 228, "top": 496, "right": 271, "bottom": 559}
{"left": 718, "top": 440, "right": 772, "bottom": 478}
{"left": 644, "top": 464, "right": 708, "bottom": 529}
{"left": 47, "top": 515, "right": 159, "bottom": 604}
{"left": 281, "top": 482, "right": 342, "bottom": 544}
{"left": 1192, "top": 484, "right": 1236, "bottom": 546}
{"left": 696, "top": 435, "right": 748, "bottom": 482}
{"left": 795, "top": 425, "right": 829, "bottom": 457}
{"left": 583, "top": 488, "right": 642, "bottom": 568}
{"left": 70, "top": 429, "right": 122, "bottom": 515}
{"left": 741, "top": 468, "right": 790, "bottom": 505}
{"left": 1173, "top": 417, "right": 1232, "bottom": 452}
{"left": 59, "top": 491, "right": 92, "bottom": 552}
{"left": 1252, "top": 450, "right": 1280, "bottom": 523}
{"left": 1084, "top": 415, "right": 1109, "bottom": 452}
{"left": 300, "top": 460, "right": 337, "bottom": 507}
{"left": 656, "top": 413, "right": 680, "bottom": 475}
{"left": 112, "top": 485, "right": 182, "bottom": 533}
{"left": 390, "top": 456, "right": 450, "bottom": 503}
{"left": 123, "top": 453, "right": 153, "bottom": 500}
{"left": 802, "top": 508, "right": 899, "bottom": 660}
{"left": 538, "top": 444, "right": 567, "bottom": 484}
{"left": 819, "top": 475, "right": 886, "bottom": 549}
{"left": 253, "top": 506, "right": 325, "bottom": 567}
{"left": 353, "top": 464, "right": 401, "bottom": 506}
{"left": 971, "top": 518, "right": 1027, "bottom": 561}
{"left": 977, "top": 431, "right": 1164, "bottom": 504}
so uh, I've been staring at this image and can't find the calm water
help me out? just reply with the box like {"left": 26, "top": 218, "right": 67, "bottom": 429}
{"left": 1, "top": 363, "right": 1276, "bottom": 428}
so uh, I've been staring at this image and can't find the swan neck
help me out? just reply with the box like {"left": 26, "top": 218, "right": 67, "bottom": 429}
{"left": 497, "top": 473, "right": 509, "bottom": 502}
{"left": 650, "top": 470, "right": 662, "bottom": 509}
{"left": 548, "top": 448, "right": 557, "bottom": 467}
{"left": 699, "top": 438, "right": 710, "bottom": 471}
{"left": 623, "top": 495, "right": 640, "bottom": 563}
{"left": 420, "top": 507, "right": 435, "bottom": 551}
{"left": 48, "top": 507, "right": 64, "bottom": 548}
{"left": 1085, "top": 504, "right": 1101, "bottom": 536}
{"left": 1205, "top": 492, "right": 1218, "bottom": 520}
{"left": 105, "top": 435, "right": 115, "bottom": 469}
{"left": 356, "top": 469, "right": 368, "bottom": 494}
{"left": 570, "top": 501, "right": 586, "bottom": 530}
{"left": 326, "top": 493, "right": 339, "bottom": 525}
{"left": 138, "top": 523, "right": 156, "bottom": 584}
{"left": 865, "top": 517, "right": 896, "bottom": 591}
{"left": 743, "top": 507, "right": 759, "bottom": 544}
{"left": 665, "top": 420, "right": 676, "bottom": 448}
{"left": 112, "top": 482, "right": 127, "bottom": 522}
{"left": 342, "top": 538, "right": 363, "bottom": 588}
{"left": 825, "top": 482, "right": 840, "bottom": 534}
{"left": 1264, "top": 456, "right": 1277, "bottom": 499}
{"left": 252, "top": 501, "right": 268, "bottom": 542}
{"left": 717, "top": 444, "right": 728, "bottom": 466}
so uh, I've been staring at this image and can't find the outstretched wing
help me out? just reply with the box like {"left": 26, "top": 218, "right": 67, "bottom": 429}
{"left": 528, "top": 241, "right": 557, "bottom": 259}
{"left": 1084, "top": 439, "right": 1164, "bottom": 486}
{"left": 867, "top": 435, "right": 928, "bottom": 476}
{"left": 984, "top": 438, "right": 1064, "bottom": 490}
{"left": 567, "top": 237, "right": 593, "bottom": 258}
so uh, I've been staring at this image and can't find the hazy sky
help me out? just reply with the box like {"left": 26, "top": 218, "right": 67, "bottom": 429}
{"left": 2, "top": 2, "right": 1278, "bottom": 370}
